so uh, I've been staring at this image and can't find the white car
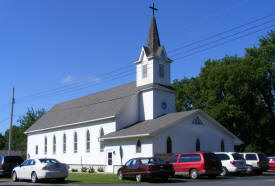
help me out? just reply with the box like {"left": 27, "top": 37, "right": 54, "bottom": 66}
{"left": 239, "top": 152, "right": 269, "bottom": 174}
{"left": 214, "top": 152, "right": 247, "bottom": 176}
{"left": 11, "top": 158, "right": 68, "bottom": 183}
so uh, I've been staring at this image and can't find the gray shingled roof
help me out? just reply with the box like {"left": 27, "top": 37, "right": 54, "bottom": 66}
{"left": 102, "top": 110, "right": 198, "bottom": 139}
{"left": 25, "top": 82, "right": 175, "bottom": 133}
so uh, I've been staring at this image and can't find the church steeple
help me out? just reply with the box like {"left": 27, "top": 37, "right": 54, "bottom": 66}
{"left": 135, "top": 3, "right": 173, "bottom": 88}
{"left": 146, "top": 15, "right": 161, "bottom": 56}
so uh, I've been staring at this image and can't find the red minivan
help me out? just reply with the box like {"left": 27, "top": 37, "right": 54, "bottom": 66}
{"left": 167, "top": 152, "right": 222, "bottom": 179}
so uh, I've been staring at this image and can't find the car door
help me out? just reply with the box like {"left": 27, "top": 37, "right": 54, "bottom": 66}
{"left": 25, "top": 159, "right": 36, "bottom": 180}
{"left": 122, "top": 159, "right": 133, "bottom": 178}
{"left": 168, "top": 154, "right": 180, "bottom": 174}
{"left": 16, "top": 160, "right": 29, "bottom": 179}
{"left": 128, "top": 159, "right": 138, "bottom": 177}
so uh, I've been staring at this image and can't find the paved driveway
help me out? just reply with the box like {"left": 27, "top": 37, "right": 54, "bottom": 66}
{"left": 1, "top": 172, "right": 275, "bottom": 186}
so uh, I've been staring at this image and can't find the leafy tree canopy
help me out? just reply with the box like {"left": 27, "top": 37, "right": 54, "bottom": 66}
{"left": 172, "top": 30, "right": 275, "bottom": 154}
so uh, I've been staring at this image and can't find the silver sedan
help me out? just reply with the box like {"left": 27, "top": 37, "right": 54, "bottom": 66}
{"left": 11, "top": 158, "right": 68, "bottom": 183}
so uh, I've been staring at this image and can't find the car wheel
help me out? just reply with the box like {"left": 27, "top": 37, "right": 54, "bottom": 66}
{"left": 118, "top": 171, "right": 124, "bottom": 180}
{"left": 246, "top": 166, "right": 253, "bottom": 175}
{"left": 190, "top": 169, "right": 199, "bottom": 179}
{"left": 11, "top": 172, "right": 17, "bottom": 182}
{"left": 31, "top": 172, "right": 38, "bottom": 183}
{"left": 220, "top": 167, "right": 228, "bottom": 177}
{"left": 136, "top": 174, "right": 142, "bottom": 182}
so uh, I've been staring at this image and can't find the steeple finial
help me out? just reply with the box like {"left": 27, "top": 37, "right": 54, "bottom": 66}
{"left": 149, "top": 3, "right": 158, "bottom": 16}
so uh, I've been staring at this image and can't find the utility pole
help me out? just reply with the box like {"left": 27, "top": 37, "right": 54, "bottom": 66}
{"left": 8, "top": 87, "right": 14, "bottom": 155}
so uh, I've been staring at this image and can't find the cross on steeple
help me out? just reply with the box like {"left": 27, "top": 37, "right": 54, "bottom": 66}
{"left": 149, "top": 3, "right": 158, "bottom": 16}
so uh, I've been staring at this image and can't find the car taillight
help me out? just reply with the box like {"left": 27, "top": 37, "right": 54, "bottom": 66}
{"left": 257, "top": 161, "right": 260, "bottom": 166}
{"left": 42, "top": 165, "right": 47, "bottom": 170}
{"left": 230, "top": 161, "right": 236, "bottom": 166}
{"left": 0, "top": 164, "right": 4, "bottom": 168}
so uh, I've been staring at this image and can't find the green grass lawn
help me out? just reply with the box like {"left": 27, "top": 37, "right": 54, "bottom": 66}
{"left": 64, "top": 173, "right": 141, "bottom": 184}
{"left": 0, "top": 173, "right": 142, "bottom": 184}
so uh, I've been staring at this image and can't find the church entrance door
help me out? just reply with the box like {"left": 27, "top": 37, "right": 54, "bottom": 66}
{"left": 105, "top": 150, "right": 113, "bottom": 173}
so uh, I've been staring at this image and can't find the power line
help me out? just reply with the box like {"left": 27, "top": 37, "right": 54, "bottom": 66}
{"left": 16, "top": 65, "right": 133, "bottom": 101}
{"left": 0, "top": 117, "right": 10, "bottom": 124}
{"left": 171, "top": 18, "right": 275, "bottom": 57}
{"left": 15, "top": 24, "right": 274, "bottom": 103}
{"left": 15, "top": 11, "right": 275, "bottom": 102}
{"left": 168, "top": 12, "right": 275, "bottom": 54}
{"left": 13, "top": 12, "right": 275, "bottom": 103}
{"left": 10, "top": 25, "right": 275, "bottom": 112}
{"left": 174, "top": 24, "right": 275, "bottom": 61}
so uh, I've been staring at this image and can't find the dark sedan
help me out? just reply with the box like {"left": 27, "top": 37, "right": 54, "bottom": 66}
{"left": 117, "top": 157, "right": 174, "bottom": 182}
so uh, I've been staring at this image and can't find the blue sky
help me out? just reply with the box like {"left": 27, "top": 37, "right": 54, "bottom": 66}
{"left": 0, "top": 0, "right": 274, "bottom": 134}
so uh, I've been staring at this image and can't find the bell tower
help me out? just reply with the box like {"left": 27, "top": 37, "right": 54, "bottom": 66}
{"left": 135, "top": 4, "right": 173, "bottom": 87}
{"left": 135, "top": 4, "right": 175, "bottom": 121}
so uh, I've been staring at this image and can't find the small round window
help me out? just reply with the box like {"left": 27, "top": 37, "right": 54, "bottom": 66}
{"left": 161, "top": 102, "right": 167, "bottom": 110}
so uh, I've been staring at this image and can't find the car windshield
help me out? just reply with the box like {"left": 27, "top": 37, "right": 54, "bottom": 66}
{"left": 258, "top": 153, "right": 268, "bottom": 161}
{"left": 232, "top": 153, "right": 244, "bottom": 160}
{"left": 140, "top": 158, "right": 166, "bottom": 165}
{"left": 39, "top": 159, "right": 59, "bottom": 163}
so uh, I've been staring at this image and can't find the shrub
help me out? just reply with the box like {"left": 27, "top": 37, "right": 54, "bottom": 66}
{"left": 81, "top": 167, "right": 88, "bottom": 172}
{"left": 97, "top": 166, "right": 104, "bottom": 172}
{"left": 71, "top": 168, "right": 78, "bottom": 172}
{"left": 88, "top": 167, "right": 95, "bottom": 173}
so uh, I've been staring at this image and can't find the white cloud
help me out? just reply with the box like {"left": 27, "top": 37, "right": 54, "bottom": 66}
{"left": 62, "top": 75, "right": 74, "bottom": 84}
{"left": 88, "top": 77, "right": 101, "bottom": 83}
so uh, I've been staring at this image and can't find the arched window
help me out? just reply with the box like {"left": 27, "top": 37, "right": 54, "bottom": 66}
{"left": 221, "top": 140, "right": 225, "bottom": 152}
{"left": 44, "top": 136, "right": 47, "bottom": 155}
{"left": 99, "top": 128, "right": 104, "bottom": 152}
{"left": 74, "top": 132, "right": 78, "bottom": 153}
{"left": 167, "top": 136, "right": 172, "bottom": 154}
{"left": 86, "top": 130, "right": 90, "bottom": 152}
{"left": 53, "top": 135, "right": 56, "bottom": 154}
{"left": 196, "top": 138, "right": 200, "bottom": 152}
{"left": 136, "top": 140, "right": 141, "bottom": 153}
{"left": 35, "top": 145, "right": 38, "bottom": 155}
{"left": 63, "top": 133, "right": 66, "bottom": 153}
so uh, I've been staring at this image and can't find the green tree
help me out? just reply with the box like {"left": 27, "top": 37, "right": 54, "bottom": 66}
{"left": 3, "top": 108, "right": 45, "bottom": 157}
{"left": 172, "top": 30, "right": 275, "bottom": 154}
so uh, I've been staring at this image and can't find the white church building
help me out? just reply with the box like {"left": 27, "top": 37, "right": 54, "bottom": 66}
{"left": 25, "top": 13, "right": 243, "bottom": 173}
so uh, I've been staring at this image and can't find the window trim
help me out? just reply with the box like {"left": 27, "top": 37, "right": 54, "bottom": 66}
{"left": 44, "top": 136, "right": 47, "bottom": 155}
{"left": 53, "top": 135, "right": 56, "bottom": 154}
{"left": 142, "top": 64, "right": 147, "bottom": 79}
{"left": 196, "top": 138, "right": 200, "bottom": 152}
{"left": 74, "top": 131, "right": 78, "bottom": 153}
{"left": 221, "top": 140, "right": 225, "bottom": 152}
{"left": 136, "top": 140, "right": 141, "bottom": 153}
{"left": 159, "top": 64, "right": 164, "bottom": 78}
{"left": 63, "top": 133, "right": 66, "bottom": 154}
{"left": 35, "top": 145, "right": 38, "bottom": 155}
{"left": 166, "top": 136, "right": 172, "bottom": 154}
{"left": 86, "top": 130, "right": 90, "bottom": 152}
{"left": 99, "top": 128, "right": 104, "bottom": 152}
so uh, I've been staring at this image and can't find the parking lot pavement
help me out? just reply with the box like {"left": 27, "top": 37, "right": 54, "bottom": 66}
{"left": 1, "top": 172, "right": 275, "bottom": 186}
